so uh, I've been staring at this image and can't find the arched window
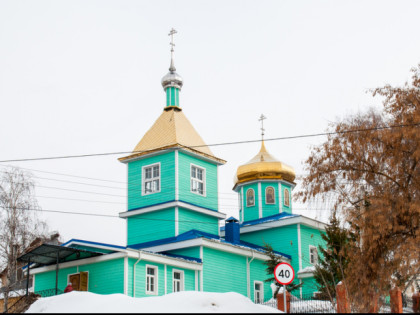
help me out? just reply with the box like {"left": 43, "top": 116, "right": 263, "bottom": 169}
{"left": 265, "top": 186, "right": 275, "bottom": 204}
{"left": 284, "top": 189, "right": 290, "bottom": 207}
{"left": 246, "top": 189, "right": 255, "bottom": 207}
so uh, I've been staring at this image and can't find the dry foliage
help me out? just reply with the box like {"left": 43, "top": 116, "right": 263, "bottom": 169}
{"left": 298, "top": 65, "right": 420, "bottom": 311}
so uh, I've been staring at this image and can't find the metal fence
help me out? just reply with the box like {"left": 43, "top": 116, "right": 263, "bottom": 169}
{"left": 34, "top": 288, "right": 64, "bottom": 298}
{"left": 259, "top": 294, "right": 335, "bottom": 313}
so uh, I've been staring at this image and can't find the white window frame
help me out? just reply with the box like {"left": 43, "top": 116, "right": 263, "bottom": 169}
{"left": 283, "top": 188, "right": 290, "bottom": 207}
{"left": 246, "top": 188, "right": 255, "bottom": 207}
{"left": 142, "top": 163, "right": 161, "bottom": 196}
{"left": 309, "top": 245, "right": 318, "bottom": 265}
{"left": 254, "top": 280, "right": 264, "bottom": 303}
{"left": 190, "top": 164, "right": 206, "bottom": 197}
{"left": 146, "top": 265, "right": 158, "bottom": 295}
{"left": 265, "top": 186, "right": 275, "bottom": 204}
{"left": 172, "top": 269, "right": 184, "bottom": 293}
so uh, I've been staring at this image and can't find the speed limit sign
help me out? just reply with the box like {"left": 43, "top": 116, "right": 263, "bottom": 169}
{"left": 274, "top": 262, "right": 295, "bottom": 285}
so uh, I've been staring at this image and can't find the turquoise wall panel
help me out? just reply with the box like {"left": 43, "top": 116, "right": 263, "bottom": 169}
{"left": 249, "top": 258, "right": 273, "bottom": 302}
{"left": 300, "top": 225, "right": 325, "bottom": 269}
{"left": 167, "top": 246, "right": 201, "bottom": 259}
{"left": 178, "top": 208, "right": 219, "bottom": 235}
{"left": 178, "top": 151, "right": 218, "bottom": 211}
{"left": 301, "top": 277, "right": 319, "bottom": 297}
{"left": 127, "top": 208, "right": 175, "bottom": 245}
{"left": 202, "top": 247, "right": 247, "bottom": 295}
{"left": 127, "top": 152, "right": 175, "bottom": 210}
{"left": 261, "top": 182, "right": 280, "bottom": 218}
{"left": 240, "top": 225, "right": 300, "bottom": 273}
{"left": 280, "top": 183, "right": 292, "bottom": 213}
{"left": 34, "top": 258, "right": 125, "bottom": 295}
{"left": 242, "top": 183, "right": 259, "bottom": 221}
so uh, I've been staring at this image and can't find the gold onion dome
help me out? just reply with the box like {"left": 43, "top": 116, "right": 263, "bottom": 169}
{"left": 234, "top": 141, "right": 295, "bottom": 186}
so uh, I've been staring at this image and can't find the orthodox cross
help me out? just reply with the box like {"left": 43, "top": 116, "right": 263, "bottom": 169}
{"left": 258, "top": 114, "right": 267, "bottom": 140}
{"left": 168, "top": 28, "right": 178, "bottom": 72}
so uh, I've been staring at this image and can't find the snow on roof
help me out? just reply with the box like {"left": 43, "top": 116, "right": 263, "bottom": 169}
{"left": 297, "top": 266, "right": 316, "bottom": 274}
{"left": 61, "top": 239, "right": 126, "bottom": 250}
{"left": 220, "top": 212, "right": 298, "bottom": 231}
{"left": 26, "top": 291, "right": 281, "bottom": 313}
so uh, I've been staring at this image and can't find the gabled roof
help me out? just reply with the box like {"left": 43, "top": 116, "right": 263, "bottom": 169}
{"left": 118, "top": 108, "right": 225, "bottom": 164}
{"left": 127, "top": 229, "right": 291, "bottom": 259}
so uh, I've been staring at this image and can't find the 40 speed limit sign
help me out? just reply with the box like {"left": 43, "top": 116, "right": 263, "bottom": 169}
{"left": 274, "top": 262, "right": 295, "bottom": 285}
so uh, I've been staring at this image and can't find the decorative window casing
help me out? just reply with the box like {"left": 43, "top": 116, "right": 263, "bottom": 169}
{"left": 191, "top": 164, "right": 205, "bottom": 196}
{"left": 254, "top": 281, "right": 264, "bottom": 303}
{"left": 172, "top": 269, "right": 184, "bottom": 292}
{"left": 146, "top": 265, "right": 158, "bottom": 295}
{"left": 283, "top": 188, "right": 290, "bottom": 207}
{"left": 142, "top": 163, "right": 160, "bottom": 195}
{"left": 265, "top": 186, "right": 275, "bottom": 204}
{"left": 246, "top": 189, "right": 255, "bottom": 207}
{"left": 309, "top": 246, "right": 318, "bottom": 265}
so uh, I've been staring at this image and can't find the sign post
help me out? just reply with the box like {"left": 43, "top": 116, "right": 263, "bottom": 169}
{"left": 274, "top": 262, "right": 295, "bottom": 313}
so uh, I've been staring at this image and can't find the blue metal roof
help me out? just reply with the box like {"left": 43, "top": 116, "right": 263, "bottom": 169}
{"left": 220, "top": 212, "right": 299, "bottom": 231}
{"left": 128, "top": 229, "right": 291, "bottom": 260}
{"left": 61, "top": 239, "right": 126, "bottom": 250}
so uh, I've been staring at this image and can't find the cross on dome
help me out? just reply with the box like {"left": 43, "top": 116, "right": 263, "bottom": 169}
{"left": 258, "top": 114, "right": 267, "bottom": 140}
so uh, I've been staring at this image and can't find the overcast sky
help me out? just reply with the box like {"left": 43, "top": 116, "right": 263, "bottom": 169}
{"left": 1, "top": 0, "right": 419, "bottom": 246}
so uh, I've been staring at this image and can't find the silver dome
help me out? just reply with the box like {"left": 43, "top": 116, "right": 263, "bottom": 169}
{"left": 161, "top": 70, "right": 183, "bottom": 90}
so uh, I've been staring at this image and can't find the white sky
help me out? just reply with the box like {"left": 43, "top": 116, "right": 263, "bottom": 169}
{"left": 1, "top": 0, "right": 419, "bottom": 246}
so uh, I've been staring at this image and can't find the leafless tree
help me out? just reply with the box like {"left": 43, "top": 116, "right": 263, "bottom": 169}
{"left": 0, "top": 167, "right": 49, "bottom": 312}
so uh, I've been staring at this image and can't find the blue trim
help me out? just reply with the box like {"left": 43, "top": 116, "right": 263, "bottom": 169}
{"left": 61, "top": 239, "right": 126, "bottom": 250}
{"left": 159, "top": 252, "right": 202, "bottom": 263}
{"left": 128, "top": 229, "right": 291, "bottom": 260}
{"left": 220, "top": 213, "right": 299, "bottom": 232}
{"left": 126, "top": 199, "right": 218, "bottom": 213}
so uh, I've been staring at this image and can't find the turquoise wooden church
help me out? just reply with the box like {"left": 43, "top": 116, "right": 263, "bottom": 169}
{"left": 27, "top": 31, "right": 326, "bottom": 302}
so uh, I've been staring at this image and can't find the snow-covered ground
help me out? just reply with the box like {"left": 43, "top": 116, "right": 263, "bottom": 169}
{"left": 26, "top": 291, "right": 282, "bottom": 313}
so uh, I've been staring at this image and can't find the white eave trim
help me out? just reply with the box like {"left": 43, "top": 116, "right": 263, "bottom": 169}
{"left": 63, "top": 240, "right": 126, "bottom": 253}
{"left": 237, "top": 215, "right": 327, "bottom": 235}
{"left": 119, "top": 201, "right": 226, "bottom": 219}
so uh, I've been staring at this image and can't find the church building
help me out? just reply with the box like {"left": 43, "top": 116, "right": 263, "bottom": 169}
{"left": 22, "top": 30, "right": 326, "bottom": 302}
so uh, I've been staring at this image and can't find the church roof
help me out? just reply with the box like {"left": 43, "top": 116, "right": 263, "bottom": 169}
{"left": 233, "top": 141, "right": 295, "bottom": 188}
{"left": 118, "top": 108, "right": 225, "bottom": 164}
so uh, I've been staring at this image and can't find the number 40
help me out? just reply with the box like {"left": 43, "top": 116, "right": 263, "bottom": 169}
{"left": 278, "top": 269, "right": 290, "bottom": 278}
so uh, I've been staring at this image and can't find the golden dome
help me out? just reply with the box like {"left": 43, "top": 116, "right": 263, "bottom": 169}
{"left": 234, "top": 141, "right": 295, "bottom": 187}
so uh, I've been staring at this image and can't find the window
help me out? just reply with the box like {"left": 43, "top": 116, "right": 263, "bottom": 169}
{"left": 265, "top": 186, "right": 275, "bottom": 204}
{"left": 254, "top": 281, "right": 264, "bottom": 303}
{"left": 172, "top": 270, "right": 184, "bottom": 292}
{"left": 246, "top": 189, "right": 255, "bottom": 207}
{"left": 146, "top": 265, "right": 158, "bottom": 295}
{"left": 309, "top": 246, "right": 318, "bottom": 265}
{"left": 283, "top": 188, "right": 290, "bottom": 207}
{"left": 191, "top": 165, "right": 205, "bottom": 196}
{"left": 143, "top": 163, "right": 160, "bottom": 195}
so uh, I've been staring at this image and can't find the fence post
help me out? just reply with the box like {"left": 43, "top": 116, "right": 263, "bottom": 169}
{"left": 412, "top": 292, "right": 420, "bottom": 313}
{"left": 336, "top": 282, "right": 350, "bottom": 313}
{"left": 277, "top": 290, "right": 291, "bottom": 313}
{"left": 368, "top": 291, "right": 379, "bottom": 313}
{"left": 389, "top": 287, "right": 403, "bottom": 313}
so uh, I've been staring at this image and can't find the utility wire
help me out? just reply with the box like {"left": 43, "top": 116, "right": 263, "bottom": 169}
{"left": 1, "top": 122, "right": 419, "bottom": 163}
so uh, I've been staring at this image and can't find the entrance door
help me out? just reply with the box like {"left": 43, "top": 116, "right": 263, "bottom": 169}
{"left": 69, "top": 274, "right": 80, "bottom": 290}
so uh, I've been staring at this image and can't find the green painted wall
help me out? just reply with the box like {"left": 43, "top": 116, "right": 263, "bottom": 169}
{"left": 127, "top": 208, "right": 175, "bottom": 245}
{"left": 178, "top": 151, "right": 218, "bottom": 211}
{"left": 240, "top": 225, "right": 300, "bottom": 273}
{"left": 249, "top": 258, "right": 273, "bottom": 302}
{"left": 280, "top": 183, "right": 292, "bottom": 214}
{"left": 178, "top": 208, "right": 219, "bottom": 235}
{"left": 34, "top": 258, "right": 125, "bottom": 295}
{"left": 261, "top": 182, "right": 280, "bottom": 218}
{"left": 127, "top": 152, "right": 175, "bottom": 210}
{"left": 300, "top": 224, "right": 325, "bottom": 269}
{"left": 242, "top": 183, "right": 259, "bottom": 221}
{"left": 202, "top": 247, "right": 247, "bottom": 295}
{"left": 166, "top": 87, "right": 179, "bottom": 107}
{"left": 128, "top": 258, "right": 196, "bottom": 297}
{"left": 300, "top": 277, "right": 319, "bottom": 297}
{"left": 167, "top": 246, "right": 201, "bottom": 259}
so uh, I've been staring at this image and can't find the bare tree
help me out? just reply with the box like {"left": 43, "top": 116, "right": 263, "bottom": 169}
{"left": 0, "top": 167, "right": 49, "bottom": 312}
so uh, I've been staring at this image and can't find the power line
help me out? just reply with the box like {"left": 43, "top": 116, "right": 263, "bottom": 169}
{"left": 1, "top": 122, "right": 419, "bottom": 163}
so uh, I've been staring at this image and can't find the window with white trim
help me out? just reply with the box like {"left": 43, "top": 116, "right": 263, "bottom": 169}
{"left": 283, "top": 188, "right": 290, "bottom": 207}
{"left": 265, "top": 186, "right": 275, "bottom": 204}
{"left": 254, "top": 281, "right": 264, "bottom": 303}
{"left": 143, "top": 163, "right": 160, "bottom": 195}
{"left": 309, "top": 246, "right": 318, "bottom": 265}
{"left": 172, "top": 270, "right": 184, "bottom": 292}
{"left": 146, "top": 265, "right": 158, "bottom": 295}
{"left": 246, "top": 189, "right": 255, "bottom": 207}
{"left": 191, "top": 165, "right": 205, "bottom": 195}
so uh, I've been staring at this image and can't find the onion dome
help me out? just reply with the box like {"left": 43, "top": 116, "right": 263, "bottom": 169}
{"left": 161, "top": 68, "right": 183, "bottom": 90}
{"left": 234, "top": 141, "right": 295, "bottom": 187}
